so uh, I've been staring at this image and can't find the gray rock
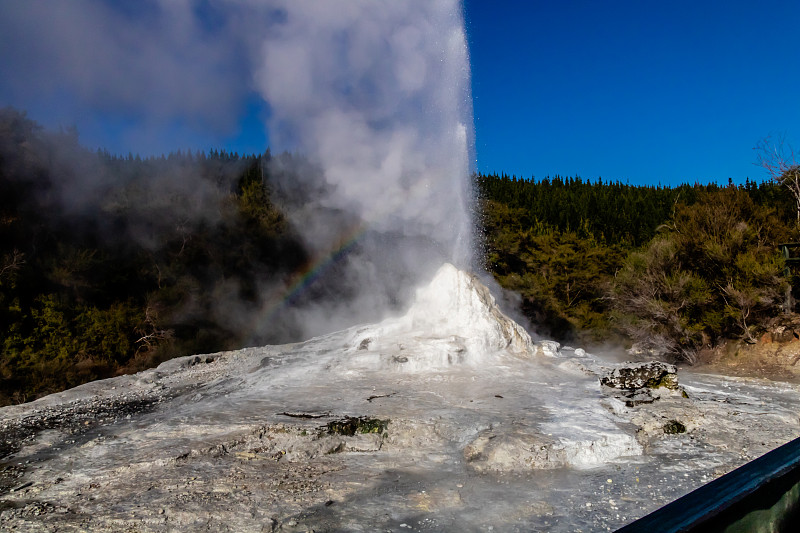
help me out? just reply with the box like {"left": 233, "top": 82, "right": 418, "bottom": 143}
{"left": 600, "top": 361, "right": 679, "bottom": 391}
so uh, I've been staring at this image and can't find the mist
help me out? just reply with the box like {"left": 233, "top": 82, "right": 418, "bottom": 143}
{"left": 257, "top": 0, "right": 474, "bottom": 254}
{"left": 0, "top": 1, "right": 264, "bottom": 155}
{"left": 255, "top": 0, "right": 476, "bottom": 335}
{"left": 0, "top": 0, "right": 478, "bottom": 341}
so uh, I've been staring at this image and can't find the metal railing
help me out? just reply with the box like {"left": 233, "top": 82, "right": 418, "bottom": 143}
{"left": 615, "top": 436, "right": 800, "bottom": 532}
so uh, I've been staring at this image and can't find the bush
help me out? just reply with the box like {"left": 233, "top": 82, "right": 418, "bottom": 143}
{"left": 608, "top": 187, "right": 790, "bottom": 361}
{"left": 482, "top": 199, "right": 626, "bottom": 342}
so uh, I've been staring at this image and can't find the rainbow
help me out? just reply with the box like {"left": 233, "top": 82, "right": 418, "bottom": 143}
{"left": 242, "top": 172, "right": 464, "bottom": 344}
{"left": 275, "top": 223, "right": 366, "bottom": 313}
{"left": 239, "top": 219, "right": 370, "bottom": 345}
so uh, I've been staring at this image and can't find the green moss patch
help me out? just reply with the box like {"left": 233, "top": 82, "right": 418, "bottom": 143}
{"left": 326, "top": 416, "right": 389, "bottom": 436}
{"left": 663, "top": 420, "right": 686, "bottom": 434}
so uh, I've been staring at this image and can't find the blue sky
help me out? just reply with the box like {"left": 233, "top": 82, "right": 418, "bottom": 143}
{"left": 1, "top": 1, "right": 798, "bottom": 187}
{"left": 464, "top": 0, "right": 800, "bottom": 185}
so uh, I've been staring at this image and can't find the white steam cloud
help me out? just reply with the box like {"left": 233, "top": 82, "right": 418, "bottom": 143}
{"left": 0, "top": 0, "right": 264, "bottom": 153}
{"left": 250, "top": 0, "right": 476, "bottom": 335}
{"left": 256, "top": 0, "right": 475, "bottom": 270}
{"left": 0, "top": 0, "right": 477, "bottom": 336}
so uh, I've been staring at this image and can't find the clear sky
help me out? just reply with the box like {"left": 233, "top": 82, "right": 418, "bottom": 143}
{"left": 464, "top": 0, "right": 800, "bottom": 186}
{"left": 1, "top": 1, "right": 798, "bottom": 187}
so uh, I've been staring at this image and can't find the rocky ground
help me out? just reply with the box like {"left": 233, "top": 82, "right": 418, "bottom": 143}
{"left": 2, "top": 266, "right": 800, "bottom": 532}
{"left": 2, "top": 348, "right": 799, "bottom": 532}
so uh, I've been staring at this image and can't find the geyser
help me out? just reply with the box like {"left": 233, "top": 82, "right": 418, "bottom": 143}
{"left": 257, "top": 0, "right": 474, "bottom": 259}
{"left": 341, "top": 263, "right": 534, "bottom": 371}
{"left": 5, "top": 3, "right": 800, "bottom": 532}
{"left": 255, "top": 0, "right": 476, "bottom": 336}
{"left": 0, "top": 0, "right": 479, "bottom": 343}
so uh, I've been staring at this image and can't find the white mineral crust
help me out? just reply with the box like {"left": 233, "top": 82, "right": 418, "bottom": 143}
{"left": 1, "top": 263, "right": 800, "bottom": 532}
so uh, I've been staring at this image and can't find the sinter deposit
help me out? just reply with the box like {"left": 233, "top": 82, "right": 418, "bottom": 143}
{"left": 2, "top": 264, "right": 800, "bottom": 532}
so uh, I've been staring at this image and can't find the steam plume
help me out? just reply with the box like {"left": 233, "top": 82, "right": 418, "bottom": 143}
{"left": 256, "top": 0, "right": 474, "bottom": 266}
{"left": 253, "top": 0, "right": 476, "bottom": 334}
{"left": 0, "top": 0, "right": 477, "bottom": 338}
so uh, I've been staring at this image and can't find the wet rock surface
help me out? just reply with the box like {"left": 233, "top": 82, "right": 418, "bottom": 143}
{"left": 0, "top": 395, "right": 162, "bottom": 459}
{"left": 2, "top": 265, "right": 800, "bottom": 532}
{"left": 2, "top": 347, "right": 800, "bottom": 532}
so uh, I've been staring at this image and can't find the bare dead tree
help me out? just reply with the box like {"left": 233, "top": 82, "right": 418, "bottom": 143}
{"left": 720, "top": 283, "right": 759, "bottom": 344}
{"left": 755, "top": 136, "right": 800, "bottom": 225}
{"left": 0, "top": 249, "right": 25, "bottom": 282}
{"left": 175, "top": 217, "right": 192, "bottom": 256}
{"left": 135, "top": 304, "right": 173, "bottom": 356}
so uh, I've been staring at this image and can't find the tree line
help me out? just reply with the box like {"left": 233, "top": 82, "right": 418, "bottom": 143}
{"left": 0, "top": 108, "right": 309, "bottom": 405}
{"left": 1, "top": 106, "right": 797, "bottom": 404}
{"left": 478, "top": 172, "right": 797, "bottom": 360}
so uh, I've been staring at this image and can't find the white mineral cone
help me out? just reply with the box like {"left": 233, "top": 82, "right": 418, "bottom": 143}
{"left": 345, "top": 263, "right": 534, "bottom": 371}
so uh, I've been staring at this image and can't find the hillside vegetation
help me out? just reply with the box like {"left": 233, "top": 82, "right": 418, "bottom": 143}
{"left": 0, "top": 108, "right": 308, "bottom": 404}
{"left": 1, "top": 107, "right": 797, "bottom": 404}
{"left": 479, "top": 173, "right": 797, "bottom": 360}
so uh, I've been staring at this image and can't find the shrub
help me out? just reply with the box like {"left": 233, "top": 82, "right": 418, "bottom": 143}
{"left": 608, "top": 187, "right": 789, "bottom": 361}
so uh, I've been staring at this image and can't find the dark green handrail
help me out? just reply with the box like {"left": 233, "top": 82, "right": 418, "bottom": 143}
{"left": 616, "top": 436, "right": 800, "bottom": 532}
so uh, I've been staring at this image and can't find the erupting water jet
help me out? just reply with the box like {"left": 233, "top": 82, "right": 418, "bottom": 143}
{"left": 254, "top": 0, "right": 477, "bottom": 338}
